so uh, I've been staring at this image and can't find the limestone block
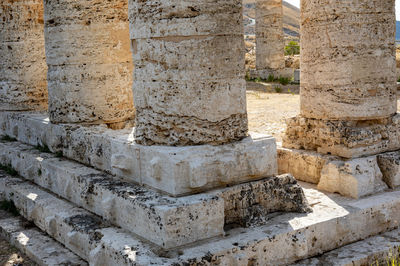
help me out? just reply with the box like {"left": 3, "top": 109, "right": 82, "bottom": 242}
{"left": 43, "top": 0, "right": 134, "bottom": 124}
{"left": 129, "top": 0, "right": 248, "bottom": 145}
{"left": 0, "top": 216, "right": 87, "bottom": 266}
{"left": 300, "top": 0, "right": 396, "bottom": 120}
{"left": 318, "top": 157, "right": 388, "bottom": 199}
{"left": 0, "top": 141, "right": 225, "bottom": 249}
{"left": 256, "top": 0, "right": 285, "bottom": 71}
{"left": 0, "top": 112, "right": 277, "bottom": 196}
{"left": 278, "top": 147, "right": 339, "bottom": 184}
{"left": 3, "top": 170, "right": 400, "bottom": 265}
{"left": 220, "top": 174, "right": 311, "bottom": 226}
{"left": 377, "top": 151, "right": 400, "bottom": 188}
{"left": 0, "top": 0, "right": 47, "bottom": 111}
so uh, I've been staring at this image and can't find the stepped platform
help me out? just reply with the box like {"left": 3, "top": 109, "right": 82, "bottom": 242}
{"left": 1, "top": 137, "right": 400, "bottom": 264}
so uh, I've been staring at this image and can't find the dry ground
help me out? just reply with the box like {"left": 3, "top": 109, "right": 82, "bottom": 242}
{"left": 247, "top": 87, "right": 400, "bottom": 142}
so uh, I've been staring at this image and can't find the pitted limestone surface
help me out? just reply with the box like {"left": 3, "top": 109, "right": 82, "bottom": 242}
{"left": 0, "top": 112, "right": 277, "bottom": 196}
{"left": 256, "top": 0, "right": 285, "bottom": 71}
{"left": 377, "top": 151, "right": 400, "bottom": 188}
{"left": 0, "top": 140, "right": 225, "bottom": 249}
{"left": 0, "top": 216, "right": 87, "bottom": 266}
{"left": 221, "top": 174, "right": 311, "bottom": 227}
{"left": 129, "top": 0, "right": 248, "bottom": 145}
{"left": 0, "top": 0, "right": 47, "bottom": 111}
{"left": 2, "top": 170, "right": 400, "bottom": 265}
{"left": 300, "top": 0, "right": 396, "bottom": 120}
{"left": 283, "top": 114, "right": 400, "bottom": 158}
{"left": 44, "top": 0, "right": 134, "bottom": 124}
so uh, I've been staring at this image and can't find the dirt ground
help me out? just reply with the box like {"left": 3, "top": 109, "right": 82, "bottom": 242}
{"left": 246, "top": 85, "right": 400, "bottom": 142}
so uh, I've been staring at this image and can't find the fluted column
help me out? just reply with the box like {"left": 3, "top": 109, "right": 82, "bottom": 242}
{"left": 43, "top": 0, "right": 134, "bottom": 125}
{"left": 129, "top": 0, "right": 248, "bottom": 146}
{"left": 0, "top": 0, "right": 47, "bottom": 111}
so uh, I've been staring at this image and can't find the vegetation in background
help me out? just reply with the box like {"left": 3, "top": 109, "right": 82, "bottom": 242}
{"left": 284, "top": 41, "right": 300, "bottom": 56}
{"left": 245, "top": 73, "right": 293, "bottom": 86}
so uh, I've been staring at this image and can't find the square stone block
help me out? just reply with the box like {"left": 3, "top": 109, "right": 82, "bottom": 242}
{"left": 0, "top": 111, "right": 278, "bottom": 196}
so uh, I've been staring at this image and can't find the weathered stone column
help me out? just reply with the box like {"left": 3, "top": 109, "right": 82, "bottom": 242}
{"left": 256, "top": 0, "right": 285, "bottom": 71}
{"left": 0, "top": 0, "right": 48, "bottom": 111}
{"left": 280, "top": 0, "right": 397, "bottom": 198}
{"left": 129, "top": 0, "right": 248, "bottom": 146}
{"left": 283, "top": 0, "right": 398, "bottom": 158}
{"left": 43, "top": 0, "right": 134, "bottom": 125}
{"left": 300, "top": 0, "right": 396, "bottom": 121}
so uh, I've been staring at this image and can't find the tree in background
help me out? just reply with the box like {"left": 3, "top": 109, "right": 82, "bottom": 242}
{"left": 285, "top": 41, "right": 300, "bottom": 56}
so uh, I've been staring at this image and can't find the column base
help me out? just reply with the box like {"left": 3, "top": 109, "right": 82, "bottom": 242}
{"left": 277, "top": 146, "right": 400, "bottom": 198}
{"left": 283, "top": 114, "right": 400, "bottom": 158}
{"left": 0, "top": 111, "right": 277, "bottom": 196}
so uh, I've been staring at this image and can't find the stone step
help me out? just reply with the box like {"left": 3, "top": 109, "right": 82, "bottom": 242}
{"left": 0, "top": 111, "right": 277, "bottom": 196}
{"left": 292, "top": 227, "right": 400, "bottom": 266}
{"left": 0, "top": 140, "right": 309, "bottom": 249}
{"left": 0, "top": 171, "right": 167, "bottom": 265}
{"left": 0, "top": 210, "right": 87, "bottom": 266}
{"left": 1, "top": 168, "right": 400, "bottom": 265}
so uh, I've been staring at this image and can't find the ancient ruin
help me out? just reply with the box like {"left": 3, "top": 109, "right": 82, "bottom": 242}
{"left": 0, "top": 0, "right": 400, "bottom": 265}
{"left": 0, "top": 0, "right": 47, "bottom": 111}
{"left": 255, "top": 0, "right": 292, "bottom": 78}
{"left": 44, "top": 0, "right": 134, "bottom": 126}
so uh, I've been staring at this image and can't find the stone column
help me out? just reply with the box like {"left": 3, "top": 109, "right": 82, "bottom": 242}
{"left": 129, "top": 0, "right": 248, "bottom": 146}
{"left": 43, "top": 0, "right": 134, "bottom": 126}
{"left": 300, "top": 0, "right": 396, "bottom": 121}
{"left": 283, "top": 0, "right": 397, "bottom": 158}
{"left": 0, "top": 0, "right": 48, "bottom": 111}
{"left": 256, "top": 0, "right": 285, "bottom": 71}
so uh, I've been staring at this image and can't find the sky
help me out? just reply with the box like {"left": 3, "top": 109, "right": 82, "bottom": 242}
{"left": 285, "top": 0, "right": 400, "bottom": 20}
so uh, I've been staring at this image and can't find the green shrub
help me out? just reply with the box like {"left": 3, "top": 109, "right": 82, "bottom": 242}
{"left": 285, "top": 41, "right": 300, "bottom": 56}
{"left": 278, "top": 77, "right": 291, "bottom": 85}
{"left": 274, "top": 86, "right": 282, "bottom": 93}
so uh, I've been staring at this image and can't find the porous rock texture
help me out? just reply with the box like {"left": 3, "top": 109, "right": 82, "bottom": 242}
{"left": 256, "top": 0, "right": 285, "bottom": 71}
{"left": 129, "top": 0, "right": 248, "bottom": 146}
{"left": 43, "top": 0, "right": 134, "bottom": 125}
{"left": 377, "top": 151, "right": 400, "bottom": 188}
{"left": 283, "top": 114, "right": 400, "bottom": 158}
{"left": 221, "top": 174, "right": 311, "bottom": 227}
{"left": 318, "top": 156, "right": 388, "bottom": 199}
{"left": 300, "top": 0, "right": 396, "bottom": 120}
{"left": 0, "top": 0, "right": 48, "bottom": 111}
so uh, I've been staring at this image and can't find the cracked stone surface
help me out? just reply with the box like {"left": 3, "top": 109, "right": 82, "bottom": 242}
{"left": 129, "top": 0, "right": 248, "bottom": 145}
{"left": 0, "top": 0, "right": 48, "bottom": 111}
{"left": 43, "top": 0, "right": 134, "bottom": 125}
{"left": 300, "top": 0, "right": 397, "bottom": 120}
